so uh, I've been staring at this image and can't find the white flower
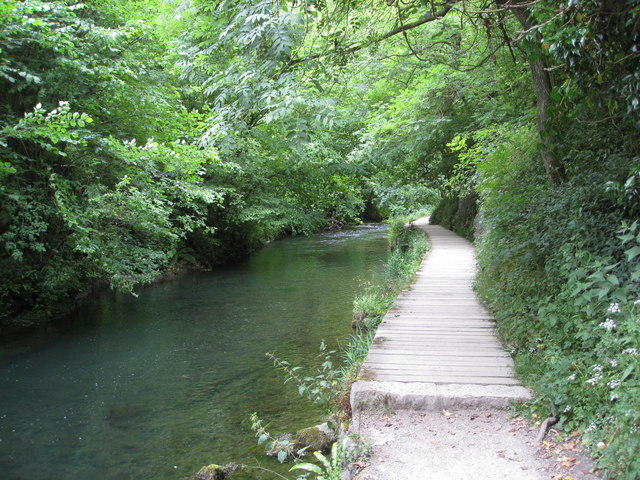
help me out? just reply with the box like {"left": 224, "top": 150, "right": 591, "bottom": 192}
{"left": 568, "top": 373, "right": 577, "bottom": 381}
{"left": 587, "top": 423, "right": 597, "bottom": 432}
{"left": 611, "top": 393, "right": 619, "bottom": 401}
{"left": 634, "top": 299, "right": 640, "bottom": 305}
{"left": 610, "top": 359, "right": 618, "bottom": 367}
{"left": 608, "top": 379, "right": 621, "bottom": 390}
{"left": 608, "top": 303, "right": 621, "bottom": 314}
{"left": 587, "top": 373, "right": 602, "bottom": 386}
{"left": 623, "top": 348, "right": 638, "bottom": 356}
{"left": 593, "top": 364, "right": 603, "bottom": 372}
{"left": 600, "top": 318, "right": 617, "bottom": 331}
{"left": 563, "top": 405, "right": 572, "bottom": 413}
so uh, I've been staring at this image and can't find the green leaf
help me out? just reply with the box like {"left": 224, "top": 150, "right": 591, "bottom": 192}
{"left": 625, "top": 245, "right": 640, "bottom": 261}
{"left": 290, "top": 463, "right": 323, "bottom": 474}
{"left": 277, "top": 450, "right": 287, "bottom": 463}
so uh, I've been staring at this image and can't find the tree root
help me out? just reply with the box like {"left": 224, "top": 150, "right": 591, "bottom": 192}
{"left": 535, "top": 416, "right": 558, "bottom": 444}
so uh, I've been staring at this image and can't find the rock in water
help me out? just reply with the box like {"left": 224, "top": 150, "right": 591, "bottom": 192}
{"left": 195, "top": 463, "right": 239, "bottom": 480}
{"left": 295, "top": 422, "right": 337, "bottom": 453}
{"left": 195, "top": 464, "right": 225, "bottom": 480}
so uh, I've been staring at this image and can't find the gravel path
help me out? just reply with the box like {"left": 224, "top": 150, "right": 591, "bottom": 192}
{"left": 348, "top": 408, "right": 600, "bottom": 480}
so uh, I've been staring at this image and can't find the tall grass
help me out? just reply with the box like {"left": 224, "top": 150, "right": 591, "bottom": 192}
{"left": 338, "top": 215, "right": 429, "bottom": 414}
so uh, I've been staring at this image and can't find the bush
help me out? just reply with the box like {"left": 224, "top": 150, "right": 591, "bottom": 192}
{"left": 474, "top": 126, "right": 640, "bottom": 478}
{"left": 430, "top": 193, "right": 477, "bottom": 241}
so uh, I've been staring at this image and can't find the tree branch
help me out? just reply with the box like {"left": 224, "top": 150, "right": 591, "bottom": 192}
{"left": 288, "top": 1, "right": 461, "bottom": 67}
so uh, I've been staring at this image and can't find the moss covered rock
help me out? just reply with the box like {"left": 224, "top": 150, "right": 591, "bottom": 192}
{"left": 195, "top": 464, "right": 225, "bottom": 480}
{"left": 295, "top": 422, "right": 337, "bottom": 453}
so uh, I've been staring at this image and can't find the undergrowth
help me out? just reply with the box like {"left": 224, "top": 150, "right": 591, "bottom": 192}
{"left": 472, "top": 122, "right": 640, "bottom": 478}
{"left": 352, "top": 215, "right": 430, "bottom": 332}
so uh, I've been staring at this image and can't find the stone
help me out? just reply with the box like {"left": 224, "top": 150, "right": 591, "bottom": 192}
{"left": 195, "top": 464, "right": 225, "bottom": 480}
{"left": 295, "top": 422, "right": 337, "bottom": 453}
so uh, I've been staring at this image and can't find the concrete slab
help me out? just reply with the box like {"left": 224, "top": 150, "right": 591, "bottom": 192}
{"left": 351, "top": 381, "right": 532, "bottom": 411}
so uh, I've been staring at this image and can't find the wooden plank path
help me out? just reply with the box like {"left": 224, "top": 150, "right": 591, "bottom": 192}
{"left": 351, "top": 217, "right": 531, "bottom": 412}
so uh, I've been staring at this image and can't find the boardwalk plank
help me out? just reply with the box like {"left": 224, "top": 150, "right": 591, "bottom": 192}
{"left": 358, "top": 219, "right": 524, "bottom": 392}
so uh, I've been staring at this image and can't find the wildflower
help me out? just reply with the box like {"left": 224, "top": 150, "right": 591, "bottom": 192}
{"left": 608, "top": 303, "right": 621, "bottom": 314}
{"left": 593, "top": 364, "right": 603, "bottom": 372}
{"left": 563, "top": 405, "right": 572, "bottom": 413}
{"left": 587, "top": 373, "right": 602, "bottom": 386}
{"left": 623, "top": 348, "right": 638, "bottom": 356}
{"left": 634, "top": 299, "right": 640, "bottom": 305}
{"left": 568, "top": 373, "right": 577, "bottom": 381}
{"left": 587, "top": 423, "right": 597, "bottom": 432}
{"left": 611, "top": 393, "right": 619, "bottom": 401}
{"left": 610, "top": 359, "right": 618, "bottom": 367}
{"left": 599, "top": 318, "right": 617, "bottom": 331}
{"left": 608, "top": 379, "right": 621, "bottom": 389}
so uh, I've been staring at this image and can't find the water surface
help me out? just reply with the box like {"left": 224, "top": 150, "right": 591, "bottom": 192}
{"left": 0, "top": 225, "right": 388, "bottom": 479}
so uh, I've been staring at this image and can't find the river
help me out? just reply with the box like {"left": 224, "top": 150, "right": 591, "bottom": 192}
{"left": 0, "top": 224, "right": 389, "bottom": 480}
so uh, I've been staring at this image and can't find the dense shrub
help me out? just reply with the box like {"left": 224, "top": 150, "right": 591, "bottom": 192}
{"left": 429, "top": 193, "right": 477, "bottom": 241}
{"left": 474, "top": 122, "right": 640, "bottom": 478}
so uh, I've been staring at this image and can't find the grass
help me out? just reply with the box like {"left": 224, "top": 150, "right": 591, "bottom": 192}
{"left": 336, "top": 213, "right": 430, "bottom": 417}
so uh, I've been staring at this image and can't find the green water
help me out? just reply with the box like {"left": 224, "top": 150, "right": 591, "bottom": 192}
{"left": 0, "top": 225, "right": 389, "bottom": 480}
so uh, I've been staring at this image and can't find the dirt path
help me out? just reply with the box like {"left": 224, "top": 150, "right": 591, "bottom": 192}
{"left": 349, "top": 408, "right": 599, "bottom": 479}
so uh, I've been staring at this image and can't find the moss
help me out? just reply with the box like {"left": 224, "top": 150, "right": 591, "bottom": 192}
{"left": 195, "top": 464, "right": 225, "bottom": 480}
{"left": 295, "top": 424, "right": 335, "bottom": 453}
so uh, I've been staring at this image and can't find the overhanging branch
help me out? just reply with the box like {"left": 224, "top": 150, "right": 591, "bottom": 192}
{"left": 288, "top": 1, "right": 461, "bottom": 67}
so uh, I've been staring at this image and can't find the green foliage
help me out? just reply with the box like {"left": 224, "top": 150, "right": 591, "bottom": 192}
{"left": 532, "top": 0, "right": 640, "bottom": 125}
{"left": 352, "top": 293, "right": 392, "bottom": 330}
{"left": 341, "top": 329, "right": 376, "bottom": 378}
{"left": 267, "top": 342, "right": 341, "bottom": 412}
{"left": 526, "top": 223, "right": 640, "bottom": 478}
{"left": 473, "top": 113, "right": 639, "bottom": 477}
{"left": 385, "top": 220, "right": 429, "bottom": 290}
{"left": 429, "top": 194, "right": 477, "bottom": 241}
{"left": 290, "top": 438, "right": 348, "bottom": 480}
{"left": 250, "top": 412, "right": 307, "bottom": 464}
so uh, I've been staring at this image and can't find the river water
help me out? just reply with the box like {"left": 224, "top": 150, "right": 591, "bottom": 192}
{"left": 0, "top": 225, "right": 389, "bottom": 480}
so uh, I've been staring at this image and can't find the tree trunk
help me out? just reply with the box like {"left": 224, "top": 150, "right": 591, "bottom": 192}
{"left": 501, "top": 1, "right": 563, "bottom": 184}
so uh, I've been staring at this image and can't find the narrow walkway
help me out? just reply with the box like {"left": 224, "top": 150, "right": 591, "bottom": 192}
{"left": 351, "top": 217, "right": 531, "bottom": 412}
{"left": 347, "top": 219, "right": 601, "bottom": 480}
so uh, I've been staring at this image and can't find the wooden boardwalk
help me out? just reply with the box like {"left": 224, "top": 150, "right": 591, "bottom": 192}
{"left": 354, "top": 218, "right": 530, "bottom": 407}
